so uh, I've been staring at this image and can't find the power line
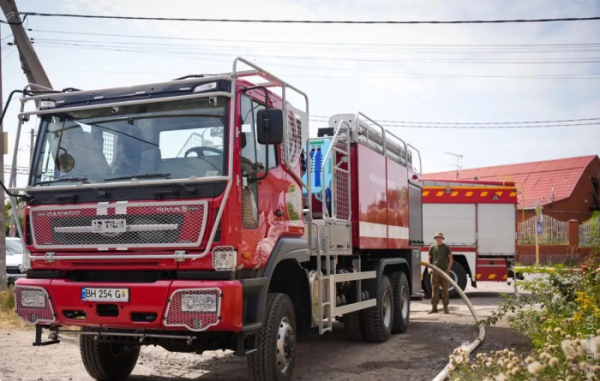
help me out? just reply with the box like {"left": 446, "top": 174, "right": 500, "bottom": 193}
{"left": 308, "top": 116, "right": 600, "bottom": 125}
{"left": 308, "top": 119, "right": 600, "bottom": 129}
{"left": 33, "top": 40, "right": 600, "bottom": 65}
{"left": 30, "top": 36, "right": 600, "bottom": 56}
{"left": 35, "top": 44, "right": 600, "bottom": 80}
{"left": 18, "top": 12, "right": 600, "bottom": 24}
{"left": 27, "top": 28, "right": 600, "bottom": 50}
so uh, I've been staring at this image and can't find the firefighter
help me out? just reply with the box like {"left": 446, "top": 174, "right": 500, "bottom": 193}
{"left": 428, "top": 233, "right": 453, "bottom": 314}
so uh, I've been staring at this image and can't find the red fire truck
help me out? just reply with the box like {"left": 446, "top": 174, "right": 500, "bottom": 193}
{"left": 420, "top": 179, "right": 518, "bottom": 298}
{"left": 8, "top": 58, "right": 424, "bottom": 381}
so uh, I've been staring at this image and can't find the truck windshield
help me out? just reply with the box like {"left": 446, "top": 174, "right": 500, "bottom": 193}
{"left": 31, "top": 97, "right": 228, "bottom": 187}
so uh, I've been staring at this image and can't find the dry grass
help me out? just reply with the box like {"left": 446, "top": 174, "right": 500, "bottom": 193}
{"left": 0, "top": 288, "right": 30, "bottom": 330}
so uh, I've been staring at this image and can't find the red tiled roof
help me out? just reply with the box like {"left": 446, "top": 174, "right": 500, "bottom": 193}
{"left": 424, "top": 155, "right": 599, "bottom": 209}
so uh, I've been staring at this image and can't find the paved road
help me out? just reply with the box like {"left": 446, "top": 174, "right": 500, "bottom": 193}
{"left": 0, "top": 281, "right": 529, "bottom": 381}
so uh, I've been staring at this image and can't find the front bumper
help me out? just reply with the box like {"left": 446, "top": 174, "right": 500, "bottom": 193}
{"left": 14, "top": 278, "right": 243, "bottom": 332}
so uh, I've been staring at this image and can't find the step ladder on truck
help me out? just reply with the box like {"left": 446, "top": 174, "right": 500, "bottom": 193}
{"left": 8, "top": 58, "right": 424, "bottom": 381}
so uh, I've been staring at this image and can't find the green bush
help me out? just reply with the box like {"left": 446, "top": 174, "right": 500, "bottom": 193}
{"left": 451, "top": 248, "right": 600, "bottom": 380}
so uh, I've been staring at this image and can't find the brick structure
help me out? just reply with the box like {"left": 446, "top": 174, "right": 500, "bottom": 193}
{"left": 425, "top": 155, "right": 600, "bottom": 223}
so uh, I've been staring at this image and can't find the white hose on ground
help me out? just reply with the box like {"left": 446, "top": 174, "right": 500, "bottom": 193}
{"left": 421, "top": 261, "right": 486, "bottom": 381}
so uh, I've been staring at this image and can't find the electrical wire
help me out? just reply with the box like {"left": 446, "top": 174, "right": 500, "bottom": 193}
{"left": 18, "top": 12, "right": 600, "bottom": 24}
{"left": 28, "top": 32, "right": 600, "bottom": 54}
{"left": 26, "top": 28, "right": 600, "bottom": 49}
{"left": 308, "top": 116, "right": 600, "bottom": 125}
{"left": 308, "top": 119, "right": 600, "bottom": 129}
{"left": 32, "top": 40, "right": 600, "bottom": 64}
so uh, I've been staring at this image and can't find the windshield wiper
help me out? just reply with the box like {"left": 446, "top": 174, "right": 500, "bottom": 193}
{"left": 104, "top": 173, "right": 171, "bottom": 182}
{"left": 37, "top": 177, "right": 90, "bottom": 185}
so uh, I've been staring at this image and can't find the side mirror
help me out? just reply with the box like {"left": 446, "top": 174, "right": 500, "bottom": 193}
{"left": 256, "top": 109, "right": 284, "bottom": 145}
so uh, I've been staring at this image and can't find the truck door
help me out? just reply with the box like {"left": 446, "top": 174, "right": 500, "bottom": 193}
{"left": 239, "top": 95, "right": 279, "bottom": 262}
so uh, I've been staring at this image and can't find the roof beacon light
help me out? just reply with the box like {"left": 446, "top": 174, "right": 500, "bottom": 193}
{"left": 193, "top": 82, "right": 217, "bottom": 93}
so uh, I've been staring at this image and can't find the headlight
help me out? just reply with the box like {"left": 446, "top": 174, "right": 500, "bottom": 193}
{"left": 21, "top": 290, "right": 46, "bottom": 308}
{"left": 18, "top": 264, "right": 25, "bottom": 273}
{"left": 181, "top": 294, "right": 217, "bottom": 312}
{"left": 212, "top": 246, "right": 237, "bottom": 271}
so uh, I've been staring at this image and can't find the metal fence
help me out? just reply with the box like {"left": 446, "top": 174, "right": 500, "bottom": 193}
{"left": 579, "top": 215, "right": 600, "bottom": 247}
{"left": 517, "top": 216, "right": 568, "bottom": 245}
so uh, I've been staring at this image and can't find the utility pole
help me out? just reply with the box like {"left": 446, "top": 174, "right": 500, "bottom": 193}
{"left": 0, "top": 0, "right": 52, "bottom": 290}
{"left": 0, "top": 25, "right": 6, "bottom": 291}
{"left": 445, "top": 152, "right": 463, "bottom": 179}
{"left": 0, "top": 0, "right": 52, "bottom": 88}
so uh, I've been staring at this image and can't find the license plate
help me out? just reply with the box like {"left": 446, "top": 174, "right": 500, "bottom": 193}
{"left": 92, "top": 219, "right": 127, "bottom": 233}
{"left": 82, "top": 288, "right": 129, "bottom": 302}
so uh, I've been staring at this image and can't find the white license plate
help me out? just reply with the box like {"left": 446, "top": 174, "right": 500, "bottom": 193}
{"left": 82, "top": 288, "right": 129, "bottom": 302}
{"left": 92, "top": 219, "right": 127, "bottom": 233}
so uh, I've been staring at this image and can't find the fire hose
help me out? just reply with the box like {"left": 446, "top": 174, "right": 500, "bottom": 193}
{"left": 420, "top": 261, "right": 486, "bottom": 381}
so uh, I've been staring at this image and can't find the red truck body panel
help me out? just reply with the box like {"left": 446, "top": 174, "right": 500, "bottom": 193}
{"left": 351, "top": 143, "right": 411, "bottom": 250}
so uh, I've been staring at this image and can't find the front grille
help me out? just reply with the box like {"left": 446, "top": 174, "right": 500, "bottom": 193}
{"left": 14, "top": 286, "right": 55, "bottom": 325}
{"left": 164, "top": 288, "right": 221, "bottom": 331}
{"left": 6, "top": 266, "right": 20, "bottom": 275}
{"left": 29, "top": 200, "right": 208, "bottom": 250}
{"left": 50, "top": 214, "right": 183, "bottom": 245}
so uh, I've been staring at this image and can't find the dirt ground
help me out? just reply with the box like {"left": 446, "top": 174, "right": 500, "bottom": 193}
{"left": 0, "top": 282, "right": 531, "bottom": 381}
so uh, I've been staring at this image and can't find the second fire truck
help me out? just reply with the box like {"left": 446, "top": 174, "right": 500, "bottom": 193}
{"left": 9, "top": 58, "right": 424, "bottom": 381}
{"left": 420, "top": 179, "right": 518, "bottom": 298}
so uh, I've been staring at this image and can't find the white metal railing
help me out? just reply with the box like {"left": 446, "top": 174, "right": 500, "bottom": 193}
{"left": 517, "top": 216, "right": 568, "bottom": 245}
{"left": 321, "top": 120, "right": 351, "bottom": 222}
{"left": 579, "top": 215, "right": 600, "bottom": 247}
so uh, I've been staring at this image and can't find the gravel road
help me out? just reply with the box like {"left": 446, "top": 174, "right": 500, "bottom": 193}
{"left": 0, "top": 282, "right": 531, "bottom": 381}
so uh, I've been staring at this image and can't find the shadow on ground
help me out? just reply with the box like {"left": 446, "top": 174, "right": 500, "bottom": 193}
{"left": 127, "top": 320, "right": 531, "bottom": 381}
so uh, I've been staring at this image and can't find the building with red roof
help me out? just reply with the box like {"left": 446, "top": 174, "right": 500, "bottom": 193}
{"left": 424, "top": 155, "right": 600, "bottom": 222}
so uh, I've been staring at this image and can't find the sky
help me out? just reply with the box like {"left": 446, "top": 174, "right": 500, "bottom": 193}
{"left": 1, "top": 0, "right": 600, "bottom": 187}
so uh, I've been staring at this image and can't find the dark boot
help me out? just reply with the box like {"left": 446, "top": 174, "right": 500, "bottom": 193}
{"left": 428, "top": 307, "right": 438, "bottom": 314}
{"left": 443, "top": 306, "right": 450, "bottom": 314}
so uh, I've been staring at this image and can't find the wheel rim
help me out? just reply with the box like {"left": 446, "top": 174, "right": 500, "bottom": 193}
{"left": 401, "top": 285, "right": 409, "bottom": 319}
{"left": 438, "top": 270, "right": 457, "bottom": 292}
{"left": 382, "top": 290, "right": 392, "bottom": 327}
{"left": 276, "top": 316, "right": 295, "bottom": 374}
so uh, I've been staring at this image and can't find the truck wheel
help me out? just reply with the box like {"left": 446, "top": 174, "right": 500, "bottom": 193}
{"left": 248, "top": 293, "right": 296, "bottom": 381}
{"left": 362, "top": 275, "right": 393, "bottom": 343}
{"left": 343, "top": 311, "right": 364, "bottom": 341}
{"left": 80, "top": 334, "right": 139, "bottom": 381}
{"left": 391, "top": 272, "right": 410, "bottom": 334}
{"left": 423, "top": 262, "right": 468, "bottom": 299}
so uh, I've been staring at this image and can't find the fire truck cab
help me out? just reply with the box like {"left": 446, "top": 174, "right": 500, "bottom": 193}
{"left": 9, "top": 58, "right": 424, "bottom": 381}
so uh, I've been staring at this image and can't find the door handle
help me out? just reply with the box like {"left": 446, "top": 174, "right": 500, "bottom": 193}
{"left": 274, "top": 209, "right": 285, "bottom": 217}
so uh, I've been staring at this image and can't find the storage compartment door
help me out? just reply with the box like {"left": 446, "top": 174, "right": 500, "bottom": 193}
{"left": 423, "top": 204, "right": 476, "bottom": 246}
{"left": 408, "top": 184, "right": 423, "bottom": 245}
{"left": 477, "top": 204, "right": 516, "bottom": 256}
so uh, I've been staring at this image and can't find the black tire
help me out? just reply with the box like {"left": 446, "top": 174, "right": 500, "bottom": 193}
{"left": 343, "top": 311, "right": 364, "bottom": 341}
{"left": 423, "top": 262, "right": 468, "bottom": 299}
{"left": 362, "top": 275, "right": 393, "bottom": 343}
{"left": 248, "top": 293, "right": 297, "bottom": 381}
{"left": 391, "top": 272, "right": 410, "bottom": 334}
{"left": 80, "top": 334, "right": 140, "bottom": 381}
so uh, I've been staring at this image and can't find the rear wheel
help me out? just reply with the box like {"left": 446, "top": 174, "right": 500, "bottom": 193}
{"left": 423, "top": 262, "right": 467, "bottom": 299}
{"left": 391, "top": 272, "right": 410, "bottom": 334}
{"left": 362, "top": 275, "right": 393, "bottom": 343}
{"left": 248, "top": 293, "right": 297, "bottom": 381}
{"left": 343, "top": 311, "right": 364, "bottom": 341}
{"left": 80, "top": 334, "right": 140, "bottom": 381}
